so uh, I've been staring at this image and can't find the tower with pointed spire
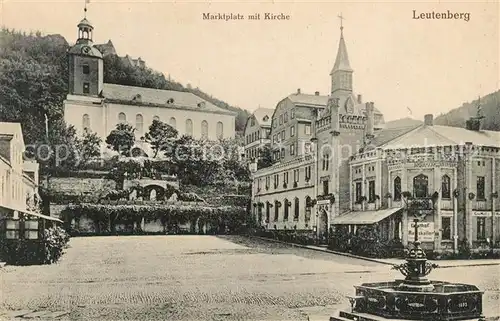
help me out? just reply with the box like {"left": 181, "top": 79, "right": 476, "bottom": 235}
{"left": 330, "top": 14, "right": 353, "bottom": 96}
{"left": 67, "top": 3, "right": 103, "bottom": 97}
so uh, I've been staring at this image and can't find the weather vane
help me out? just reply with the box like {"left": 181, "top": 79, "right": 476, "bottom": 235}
{"left": 84, "top": 0, "right": 90, "bottom": 18}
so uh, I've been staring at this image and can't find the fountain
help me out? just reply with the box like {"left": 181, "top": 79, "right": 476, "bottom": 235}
{"left": 330, "top": 218, "right": 485, "bottom": 321}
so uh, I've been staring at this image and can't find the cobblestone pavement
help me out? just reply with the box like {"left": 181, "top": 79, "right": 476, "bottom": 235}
{"left": 0, "top": 235, "right": 499, "bottom": 320}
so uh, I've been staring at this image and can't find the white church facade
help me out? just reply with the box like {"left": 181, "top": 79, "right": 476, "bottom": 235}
{"left": 63, "top": 14, "right": 236, "bottom": 155}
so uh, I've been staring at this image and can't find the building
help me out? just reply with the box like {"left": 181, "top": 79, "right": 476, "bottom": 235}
{"left": 250, "top": 23, "right": 385, "bottom": 241}
{"left": 64, "top": 13, "right": 236, "bottom": 156}
{"left": 243, "top": 108, "right": 273, "bottom": 161}
{"left": 0, "top": 122, "right": 60, "bottom": 244}
{"left": 334, "top": 112, "right": 500, "bottom": 253}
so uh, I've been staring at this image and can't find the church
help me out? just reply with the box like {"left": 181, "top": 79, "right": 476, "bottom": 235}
{"left": 64, "top": 11, "right": 236, "bottom": 156}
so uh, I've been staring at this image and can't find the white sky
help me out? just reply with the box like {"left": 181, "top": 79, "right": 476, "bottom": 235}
{"left": 1, "top": 0, "right": 498, "bottom": 122}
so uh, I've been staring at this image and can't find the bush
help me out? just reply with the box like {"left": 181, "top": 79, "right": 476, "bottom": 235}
{"left": 0, "top": 226, "right": 70, "bottom": 265}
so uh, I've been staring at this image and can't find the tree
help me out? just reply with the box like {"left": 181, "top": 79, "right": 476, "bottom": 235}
{"left": 76, "top": 130, "right": 102, "bottom": 166}
{"left": 143, "top": 119, "right": 178, "bottom": 158}
{"left": 105, "top": 123, "right": 135, "bottom": 156}
{"left": 257, "top": 144, "right": 273, "bottom": 169}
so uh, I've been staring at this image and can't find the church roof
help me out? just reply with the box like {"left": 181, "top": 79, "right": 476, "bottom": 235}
{"left": 252, "top": 108, "right": 274, "bottom": 127}
{"left": 101, "top": 83, "right": 236, "bottom": 116}
{"left": 331, "top": 28, "right": 353, "bottom": 74}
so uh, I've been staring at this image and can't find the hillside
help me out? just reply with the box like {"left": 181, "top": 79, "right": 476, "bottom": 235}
{"left": 0, "top": 28, "right": 250, "bottom": 144}
{"left": 434, "top": 90, "right": 500, "bottom": 131}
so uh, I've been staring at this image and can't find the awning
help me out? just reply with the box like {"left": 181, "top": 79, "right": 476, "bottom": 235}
{"left": 331, "top": 207, "right": 403, "bottom": 225}
{"left": 0, "top": 204, "right": 63, "bottom": 223}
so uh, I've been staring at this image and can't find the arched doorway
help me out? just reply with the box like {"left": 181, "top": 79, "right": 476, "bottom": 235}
{"left": 317, "top": 208, "right": 328, "bottom": 244}
{"left": 143, "top": 185, "right": 166, "bottom": 201}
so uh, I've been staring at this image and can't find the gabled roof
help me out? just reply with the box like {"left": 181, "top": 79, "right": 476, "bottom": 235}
{"left": 381, "top": 117, "right": 423, "bottom": 130}
{"left": 252, "top": 108, "right": 274, "bottom": 127}
{"left": 101, "top": 83, "right": 235, "bottom": 116}
{"left": 367, "top": 125, "right": 421, "bottom": 148}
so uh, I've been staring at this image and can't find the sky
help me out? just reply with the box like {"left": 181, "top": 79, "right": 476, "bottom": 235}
{"left": 1, "top": 0, "right": 498, "bottom": 122}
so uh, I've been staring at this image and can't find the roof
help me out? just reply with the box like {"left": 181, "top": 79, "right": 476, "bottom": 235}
{"left": 367, "top": 125, "right": 421, "bottom": 148}
{"left": 101, "top": 83, "right": 236, "bottom": 116}
{"left": 331, "top": 29, "right": 353, "bottom": 74}
{"left": 331, "top": 207, "right": 402, "bottom": 225}
{"left": 0, "top": 122, "right": 24, "bottom": 140}
{"left": 252, "top": 108, "right": 274, "bottom": 127}
{"left": 78, "top": 18, "right": 93, "bottom": 29}
{"left": 380, "top": 124, "right": 500, "bottom": 149}
{"left": 288, "top": 93, "right": 329, "bottom": 107}
{"left": 382, "top": 117, "right": 423, "bottom": 130}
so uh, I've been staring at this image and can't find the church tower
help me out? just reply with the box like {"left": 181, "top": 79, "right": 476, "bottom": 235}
{"left": 68, "top": 6, "right": 103, "bottom": 97}
{"left": 330, "top": 17, "right": 353, "bottom": 96}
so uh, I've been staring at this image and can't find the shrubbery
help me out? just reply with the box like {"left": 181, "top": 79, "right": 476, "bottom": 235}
{"left": 0, "top": 226, "right": 70, "bottom": 265}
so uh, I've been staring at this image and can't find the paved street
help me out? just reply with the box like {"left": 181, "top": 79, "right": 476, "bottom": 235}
{"left": 1, "top": 236, "right": 499, "bottom": 320}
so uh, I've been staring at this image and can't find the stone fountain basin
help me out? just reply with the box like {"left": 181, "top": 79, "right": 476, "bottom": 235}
{"left": 351, "top": 280, "right": 483, "bottom": 320}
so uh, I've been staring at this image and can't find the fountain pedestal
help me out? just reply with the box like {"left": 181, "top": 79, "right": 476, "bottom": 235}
{"left": 330, "top": 222, "right": 485, "bottom": 321}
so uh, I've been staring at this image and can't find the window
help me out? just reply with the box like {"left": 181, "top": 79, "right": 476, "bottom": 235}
{"left": 413, "top": 174, "right": 429, "bottom": 198}
{"left": 394, "top": 177, "right": 401, "bottom": 201}
{"left": 305, "top": 143, "right": 311, "bottom": 154}
{"left": 280, "top": 131, "right": 285, "bottom": 141}
{"left": 442, "top": 217, "right": 451, "bottom": 240}
{"left": 322, "top": 153, "right": 329, "bottom": 171}
{"left": 355, "top": 182, "right": 362, "bottom": 202}
{"left": 279, "top": 115, "right": 283, "bottom": 125}
{"left": 251, "top": 117, "right": 255, "bottom": 126}
{"left": 82, "top": 114, "right": 90, "bottom": 131}
{"left": 216, "top": 121, "right": 224, "bottom": 139}
{"left": 274, "top": 201, "right": 279, "bottom": 221}
{"left": 118, "top": 112, "right": 126, "bottom": 123}
{"left": 5, "top": 219, "right": 19, "bottom": 239}
{"left": 294, "top": 198, "right": 299, "bottom": 221}
{"left": 257, "top": 205, "right": 263, "bottom": 224}
{"left": 477, "top": 176, "right": 485, "bottom": 200}
{"left": 185, "top": 119, "right": 193, "bottom": 136}
{"left": 305, "top": 166, "right": 311, "bottom": 181}
{"left": 368, "top": 180, "right": 376, "bottom": 202}
{"left": 135, "top": 114, "right": 143, "bottom": 135}
{"left": 83, "top": 82, "right": 90, "bottom": 94}
{"left": 265, "top": 129, "right": 271, "bottom": 138}
{"left": 169, "top": 117, "right": 176, "bottom": 129}
{"left": 82, "top": 64, "right": 90, "bottom": 74}
{"left": 442, "top": 175, "right": 451, "bottom": 199}
{"left": 477, "top": 217, "right": 486, "bottom": 240}
{"left": 24, "top": 219, "right": 39, "bottom": 239}
{"left": 293, "top": 169, "right": 299, "bottom": 183}
{"left": 280, "top": 148, "right": 285, "bottom": 159}
{"left": 290, "top": 144, "right": 295, "bottom": 156}
{"left": 201, "top": 120, "right": 208, "bottom": 139}
{"left": 283, "top": 172, "right": 288, "bottom": 185}
{"left": 284, "top": 112, "right": 288, "bottom": 123}
{"left": 274, "top": 174, "right": 279, "bottom": 189}
{"left": 305, "top": 196, "right": 311, "bottom": 222}
{"left": 291, "top": 108, "right": 295, "bottom": 119}
{"left": 284, "top": 199, "right": 289, "bottom": 221}
{"left": 305, "top": 124, "right": 311, "bottom": 135}
{"left": 323, "top": 180, "right": 329, "bottom": 195}
{"left": 265, "top": 202, "right": 270, "bottom": 222}
{"left": 290, "top": 126, "right": 295, "bottom": 137}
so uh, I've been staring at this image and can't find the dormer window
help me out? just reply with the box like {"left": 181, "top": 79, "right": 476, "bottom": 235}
{"left": 263, "top": 115, "right": 269, "bottom": 122}
{"left": 197, "top": 102, "right": 206, "bottom": 108}
{"left": 166, "top": 98, "right": 175, "bottom": 104}
{"left": 133, "top": 94, "right": 142, "bottom": 102}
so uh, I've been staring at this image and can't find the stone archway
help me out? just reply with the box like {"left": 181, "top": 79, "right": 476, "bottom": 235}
{"left": 317, "top": 209, "right": 329, "bottom": 244}
{"left": 143, "top": 184, "right": 166, "bottom": 201}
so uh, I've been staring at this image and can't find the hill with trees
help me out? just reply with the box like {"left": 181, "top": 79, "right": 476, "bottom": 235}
{"left": 434, "top": 90, "right": 500, "bottom": 131}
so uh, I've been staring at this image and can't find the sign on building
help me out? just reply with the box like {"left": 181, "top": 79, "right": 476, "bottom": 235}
{"left": 408, "top": 221, "right": 435, "bottom": 242}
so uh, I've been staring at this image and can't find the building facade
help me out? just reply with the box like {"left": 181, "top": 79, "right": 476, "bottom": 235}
{"left": 337, "top": 113, "right": 500, "bottom": 253}
{"left": 251, "top": 24, "right": 385, "bottom": 242}
{"left": 64, "top": 14, "right": 236, "bottom": 157}
{"left": 243, "top": 108, "right": 273, "bottom": 161}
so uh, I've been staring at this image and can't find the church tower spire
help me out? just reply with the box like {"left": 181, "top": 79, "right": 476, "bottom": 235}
{"left": 330, "top": 14, "right": 353, "bottom": 95}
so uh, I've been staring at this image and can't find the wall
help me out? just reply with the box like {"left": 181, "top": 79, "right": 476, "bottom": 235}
{"left": 48, "top": 177, "right": 116, "bottom": 196}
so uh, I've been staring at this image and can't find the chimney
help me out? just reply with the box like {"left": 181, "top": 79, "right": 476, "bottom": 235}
{"left": 357, "top": 94, "right": 362, "bottom": 104}
{"left": 297, "top": 88, "right": 301, "bottom": 95}
{"left": 315, "top": 91, "right": 320, "bottom": 96}
{"left": 365, "top": 102, "right": 375, "bottom": 140}
{"left": 424, "top": 114, "right": 434, "bottom": 126}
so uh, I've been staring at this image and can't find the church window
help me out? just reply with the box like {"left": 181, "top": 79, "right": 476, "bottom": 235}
{"left": 413, "top": 174, "right": 429, "bottom": 198}
{"left": 477, "top": 176, "right": 485, "bottom": 200}
{"left": 185, "top": 119, "right": 193, "bottom": 136}
{"left": 294, "top": 198, "right": 299, "bottom": 221}
{"left": 304, "top": 124, "right": 311, "bottom": 135}
{"left": 82, "top": 64, "right": 90, "bottom": 74}
{"left": 82, "top": 114, "right": 90, "bottom": 132}
{"left": 368, "top": 180, "right": 375, "bottom": 203}
{"left": 153, "top": 115, "right": 160, "bottom": 122}
{"left": 135, "top": 114, "right": 144, "bottom": 135}
{"left": 216, "top": 121, "right": 224, "bottom": 139}
{"left": 394, "top": 177, "right": 401, "bottom": 201}
{"left": 83, "top": 82, "right": 90, "bottom": 94}
{"left": 169, "top": 117, "right": 176, "bottom": 129}
{"left": 118, "top": 112, "right": 126, "bottom": 123}
{"left": 201, "top": 120, "right": 208, "bottom": 139}
{"left": 441, "top": 175, "right": 451, "bottom": 199}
